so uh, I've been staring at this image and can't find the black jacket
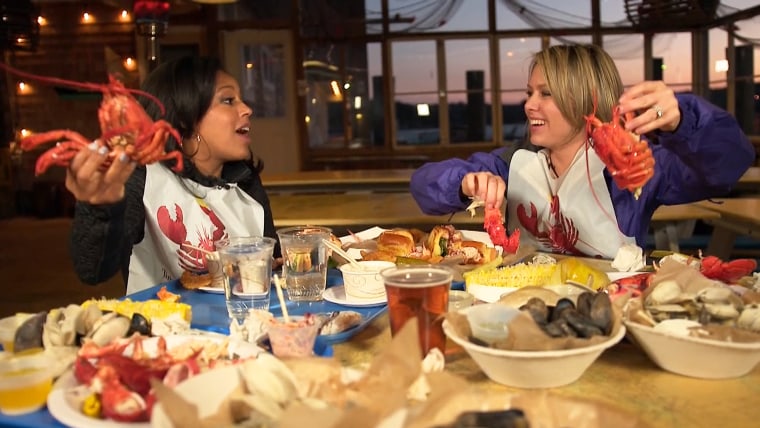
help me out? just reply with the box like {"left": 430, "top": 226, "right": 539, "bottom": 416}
{"left": 70, "top": 160, "right": 279, "bottom": 290}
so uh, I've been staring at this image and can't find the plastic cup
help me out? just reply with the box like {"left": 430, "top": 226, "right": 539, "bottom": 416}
{"left": 381, "top": 265, "right": 453, "bottom": 354}
{"left": 0, "top": 351, "right": 54, "bottom": 415}
{"left": 268, "top": 317, "right": 319, "bottom": 358}
{"left": 216, "top": 236, "right": 276, "bottom": 325}
{"left": 277, "top": 226, "right": 332, "bottom": 302}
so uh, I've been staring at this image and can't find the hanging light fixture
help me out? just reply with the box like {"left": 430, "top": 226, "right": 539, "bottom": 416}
{"left": 133, "top": 1, "right": 171, "bottom": 70}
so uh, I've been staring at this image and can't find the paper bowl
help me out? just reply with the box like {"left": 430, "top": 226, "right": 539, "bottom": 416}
{"left": 339, "top": 261, "right": 395, "bottom": 302}
{"left": 444, "top": 307, "right": 625, "bottom": 388}
{"left": 624, "top": 320, "right": 760, "bottom": 379}
{"left": 0, "top": 316, "right": 18, "bottom": 352}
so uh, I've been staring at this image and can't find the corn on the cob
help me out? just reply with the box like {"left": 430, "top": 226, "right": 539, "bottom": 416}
{"left": 464, "top": 263, "right": 557, "bottom": 288}
{"left": 81, "top": 298, "right": 192, "bottom": 323}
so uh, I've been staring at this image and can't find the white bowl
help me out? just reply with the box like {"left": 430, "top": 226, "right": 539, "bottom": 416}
{"left": 339, "top": 261, "right": 395, "bottom": 302}
{"left": 444, "top": 307, "right": 625, "bottom": 388}
{"left": 624, "top": 320, "right": 760, "bottom": 379}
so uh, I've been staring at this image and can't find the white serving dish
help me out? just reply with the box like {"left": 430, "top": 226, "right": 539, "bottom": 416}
{"left": 624, "top": 320, "right": 760, "bottom": 379}
{"left": 443, "top": 307, "right": 625, "bottom": 388}
{"left": 338, "top": 260, "right": 395, "bottom": 302}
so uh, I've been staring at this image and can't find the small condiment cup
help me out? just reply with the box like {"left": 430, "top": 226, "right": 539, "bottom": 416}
{"left": 448, "top": 290, "right": 475, "bottom": 312}
{"left": 0, "top": 350, "right": 54, "bottom": 415}
{"left": 268, "top": 317, "right": 319, "bottom": 358}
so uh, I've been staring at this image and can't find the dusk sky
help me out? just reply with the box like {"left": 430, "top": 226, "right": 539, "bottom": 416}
{"left": 365, "top": 0, "right": 760, "bottom": 104}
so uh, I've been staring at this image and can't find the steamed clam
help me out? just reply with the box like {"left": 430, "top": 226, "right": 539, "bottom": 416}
{"left": 10, "top": 305, "right": 154, "bottom": 352}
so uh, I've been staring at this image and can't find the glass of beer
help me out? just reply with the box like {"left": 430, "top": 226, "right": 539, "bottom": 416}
{"left": 381, "top": 265, "right": 453, "bottom": 355}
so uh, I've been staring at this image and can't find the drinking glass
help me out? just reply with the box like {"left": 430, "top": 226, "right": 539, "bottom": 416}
{"left": 381, "top": 265, "right": 453, "bottom": 354}
{"left": 216, "top": 236, "right": 276, "bottom": 325}
{"left": 277, "top": 226, "right": 332, "bottom": 301}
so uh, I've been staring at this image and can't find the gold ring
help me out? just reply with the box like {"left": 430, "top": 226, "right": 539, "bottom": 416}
{"left": 652, "top": 105, "right": 663, "bottom": 119}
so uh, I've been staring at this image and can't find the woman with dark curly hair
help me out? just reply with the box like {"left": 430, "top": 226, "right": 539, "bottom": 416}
{"left": 67, "top": 56, "right": 278, "bottom": 294}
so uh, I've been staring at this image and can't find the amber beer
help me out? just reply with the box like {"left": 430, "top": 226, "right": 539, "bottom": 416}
{"left": 382, "top": 265, "right": 453, "bottom": 354}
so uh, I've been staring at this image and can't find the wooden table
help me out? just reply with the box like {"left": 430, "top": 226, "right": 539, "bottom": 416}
{"left": 262, "top": 169, "right": 414, "bottom": 194}
{"left": 270, "top": 192, "right": 719, "bottom": 251}
{"left": 269, "top": 192, "right": 482, "bottom": 234}
{"left": 736, "top": 166, "right": 760, "bottom": 194}
{"left": 333, "top": 313, "right": 760, "bottom": 428}
{"left": 696, "top": 198, "right": 760, "bottom": 259}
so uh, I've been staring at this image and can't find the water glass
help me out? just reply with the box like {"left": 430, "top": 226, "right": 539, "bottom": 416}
{"left": 381, "top": 265, "right": 453, "bottom": 355}
{"left": 277, "top": 226, "right": 332, "bottom": 301}
{"left": 216, "top": 236, "right": 276, "bottom": 325}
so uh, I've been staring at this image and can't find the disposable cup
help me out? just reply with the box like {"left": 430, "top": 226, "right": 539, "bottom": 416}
{"left": 216, "top": 236, "right": 276, "bottom": 325}
{"left": 381, "top": 265, "right": 453, "bottom": 354}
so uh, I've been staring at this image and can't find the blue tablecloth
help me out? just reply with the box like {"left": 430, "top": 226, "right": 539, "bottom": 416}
{"left": 0, "top": 269, "right": 389, "bottom": 428}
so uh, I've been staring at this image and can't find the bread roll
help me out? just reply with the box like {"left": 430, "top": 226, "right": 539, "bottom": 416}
{"left": 425, "top": 224, "right": 462, "bottom": 256}
{"left": 377, "top": 229, "right": 415, "bottom": 256}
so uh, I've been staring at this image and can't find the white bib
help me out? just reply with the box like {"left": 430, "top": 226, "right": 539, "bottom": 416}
{"left": 127, "top": 164, "right": 265, "bottom": 294}
{"left": 506, "top": 148, "right": 634, "bottom": 259}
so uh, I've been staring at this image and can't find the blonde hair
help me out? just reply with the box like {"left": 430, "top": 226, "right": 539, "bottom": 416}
{"left": 530, "top": 44, "right": 624, "bottom": 134}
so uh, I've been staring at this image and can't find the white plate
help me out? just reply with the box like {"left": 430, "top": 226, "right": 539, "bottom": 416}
{"left": 340, "top": 227, "right": 495, "bottom": 260}
{"left": 322, "top": 285, "right": 386, "bottom": 307}
{"left": 198, "top": 286, "right": 224, "bottom": 294}
{"left": 47, "top": 335, "right": 261, "bottom": 428}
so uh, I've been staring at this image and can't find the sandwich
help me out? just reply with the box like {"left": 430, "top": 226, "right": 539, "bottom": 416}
{"left": 425, "top": 225, "right": 463, "bottom": 257}
{"left": 361, "top": 229, "right": 417, "bottom": 262}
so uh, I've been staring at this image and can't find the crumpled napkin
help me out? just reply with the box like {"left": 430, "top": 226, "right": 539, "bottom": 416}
{"left": 611, "top": 243, "right": 645, "bottom": 272}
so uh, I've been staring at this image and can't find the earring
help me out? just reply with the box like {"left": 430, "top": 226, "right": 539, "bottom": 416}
{"left": 196, "top": 134, "right": 201, "bottom": 143}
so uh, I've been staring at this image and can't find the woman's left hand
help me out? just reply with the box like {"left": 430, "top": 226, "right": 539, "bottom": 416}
{"left": 618, "top": 80, "right": 681, "bottom": 135}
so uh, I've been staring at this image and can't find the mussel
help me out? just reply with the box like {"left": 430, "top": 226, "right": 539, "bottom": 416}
{"left": 13, "top": 311, "right": 47, "bottom": 353}
{"left": 517, "top": 291, "right": 613, "bottom": 339}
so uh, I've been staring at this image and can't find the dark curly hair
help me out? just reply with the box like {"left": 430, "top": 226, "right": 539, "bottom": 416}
{"left": 137, "top": 56, "right": 263, "bottom": 186}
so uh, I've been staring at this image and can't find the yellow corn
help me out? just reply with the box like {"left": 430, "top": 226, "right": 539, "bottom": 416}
{"left": 81, "top": 299, "right": 192, "bottom": 323}
{"left": 464, "top": 263, "right": 557, "bottom": 288}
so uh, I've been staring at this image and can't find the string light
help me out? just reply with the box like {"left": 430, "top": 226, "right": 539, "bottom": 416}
{"left": 37, "top": 16, "right": 48, "bottom": 26}
{"left": 17, "top": 82, "right": 31, "bottom": 94}
{"left": 123, "top": 57, "right": 138, "bottom": 71}
{"left": 19, "top": 129, "right": 33, "bottom": 138}
{"left": 81, "top": 12, "right": 94, "bottom": 24}
{"left": 119, "top": 10, "right": 131, "bottom": 22}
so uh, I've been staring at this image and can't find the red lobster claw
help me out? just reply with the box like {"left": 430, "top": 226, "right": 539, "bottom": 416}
{"left": 157, "top": 204, "right": 187, "bottom": 246}
{"left": 700, "top": 255, "right": 757, "bottom": 284}
{"left": 484, "top": 206, "right": 520, "bottom": 254}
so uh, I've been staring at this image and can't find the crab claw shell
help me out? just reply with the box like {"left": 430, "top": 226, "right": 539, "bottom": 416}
{"left": 13, "top": 311, "right": 47, "bottom": 353}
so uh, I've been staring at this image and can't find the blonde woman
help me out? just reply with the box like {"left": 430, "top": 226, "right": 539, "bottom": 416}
{"left": 410, "top": 44, "right": 753, "bottom": 258}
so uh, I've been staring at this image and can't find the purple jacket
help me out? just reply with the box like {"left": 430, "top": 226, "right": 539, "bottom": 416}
{"left": 410, "top": 94, "right": 754, "bottom": 248}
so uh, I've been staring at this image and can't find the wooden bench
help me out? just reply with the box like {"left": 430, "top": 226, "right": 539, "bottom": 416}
{"left": 696, "top": 198, "right": 760, "bottom": 259}
{"left": 270, "top": 193, "right": 718, "bottom": 251}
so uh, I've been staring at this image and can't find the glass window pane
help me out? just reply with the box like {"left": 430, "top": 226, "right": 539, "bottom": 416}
{"left": 709, "top": 27, "right": 728, "bottom": 110}
{"left": 497, "top": 1, "right": 591, "bottom": 30}
{"left": 377, "top": 0, "right": 486, "bottom": 33}
{"left": 367, "top": 43, "right": 386, "bottom": 146}
{"left": 499, "top": 38, "right": 540, "bottom": 145}
{"left": 395, "top": 94, "right": 439, "bottom": 146}
{"left": 657, "top": 32, "right": 692, "bottom": 93}
{"left": 346, "top": 42, "right": 381, "bottom": 148}
{"left": 604, "top": 34, "right": 645, "bottom": 87}
{"left": 393, "top": 41, "right": 437, "bottom": 94}
{"left": 446, "top": 39, "right": 489, "bottom": 91}
{"left": 446, "top": 39, "right": 487, "bottom": 143}
{"left": 240, "top": 44, "right": 285, "bottom": 118}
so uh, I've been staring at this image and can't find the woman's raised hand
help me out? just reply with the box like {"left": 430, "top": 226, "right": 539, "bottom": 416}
{"left": 65, "top": 141, "right": 137, "bottom": 205}
{"left": 618, "top": 80, "right": 681, "bottom": 135}
{"left": 461, "top": 171, "right": 506, "bottom": 210}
